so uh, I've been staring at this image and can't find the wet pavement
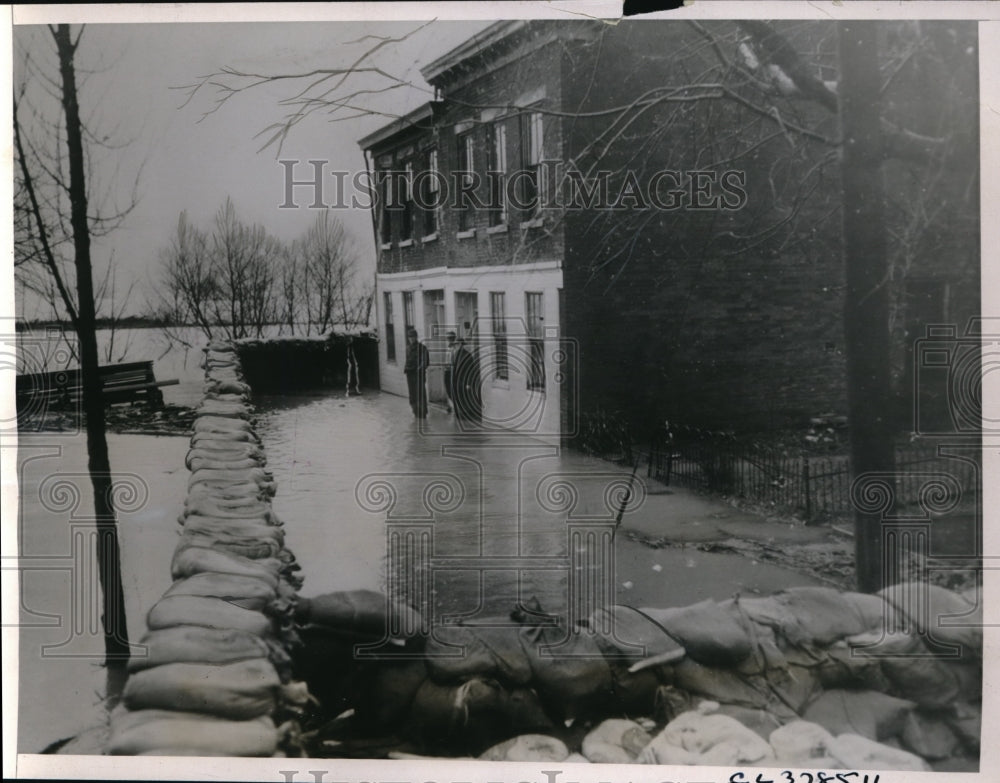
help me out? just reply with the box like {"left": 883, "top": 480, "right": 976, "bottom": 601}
{"left": 255, "top": 389, "right": 825, "bottom": 622}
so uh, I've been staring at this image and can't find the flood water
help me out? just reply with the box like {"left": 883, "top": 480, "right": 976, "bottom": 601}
{"left": 15, "top": 366, "right": 823, "bottom": 753}
{"left": 255, "top": 390, "right": 823, "bottom": 622}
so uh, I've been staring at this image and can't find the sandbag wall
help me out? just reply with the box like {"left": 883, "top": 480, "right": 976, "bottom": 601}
{"left": 309, "top": 583, "right": 982, "bottom": 769}
{"left": 107, "top": 340, "right": 309, "bottom": 756}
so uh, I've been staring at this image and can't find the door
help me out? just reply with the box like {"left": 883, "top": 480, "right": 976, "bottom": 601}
{"left": 454, "top": 291, "right": 480, "bottom": 345}
{"left": 423, "top": 289, "right": 447, "bottom": 403}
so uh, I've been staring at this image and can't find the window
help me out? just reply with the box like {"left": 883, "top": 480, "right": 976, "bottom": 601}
{"left": 488, "top": 121, "right": 508, "bottom": 227}
{"left": 384, "top": 292, "right": 396, "bottom": 362}
{"left": 490, "top": 292, "right": 508, "bottom": 381}
{"left": 525, "top": 292, "right": 545, "bottom": 391}
{"left": 422, "top": 148, "right": 439, "bottom": 237}
{"left": 402, "top": 291, "right": 414, "bottom": 332}
{"left": 457, "top": 132, "right": 475, "bottom": 231}
{"left": 378, "top": 171, "right": 392, "bottom": 245}
{"left": 519, "top": 112, "right": 543, "bottom": 216}
{"left": 400, "top": 160, "right": 414, "bottom": 242}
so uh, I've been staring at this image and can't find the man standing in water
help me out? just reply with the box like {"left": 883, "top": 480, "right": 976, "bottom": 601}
{"left": 404, "top": 327, "right": 429, "bottom": 418}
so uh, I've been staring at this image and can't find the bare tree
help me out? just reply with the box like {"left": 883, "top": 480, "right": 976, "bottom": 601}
{"left": 278, "top": 242, "right": 300, "bottom": 335}
{"left": 155, "top": 211, "right": 216, "bottom": 337}
{"left": 157, "top": 199, "right": 282, "bottom": 340}
{"left": 297, "top": 210, "right": 361, "bottom": 333}
{"left": 14, "top": 23, "right": 136, "bottom": 695}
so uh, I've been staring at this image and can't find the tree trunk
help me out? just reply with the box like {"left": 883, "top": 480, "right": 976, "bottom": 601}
{"left": 55, "top": 24, "right": 131, "bottom": 694}
{"left": 837, "top": 22, "right": 896, "bottom": 593}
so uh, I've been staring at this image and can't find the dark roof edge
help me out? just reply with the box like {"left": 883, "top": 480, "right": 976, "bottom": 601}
{"left": 357, "top": 102, "right": 435, "bottom": 151}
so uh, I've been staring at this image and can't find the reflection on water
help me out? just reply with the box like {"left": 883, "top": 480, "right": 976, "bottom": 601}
{"left": 254, "top": 389, "right": 822, "bottom": 624}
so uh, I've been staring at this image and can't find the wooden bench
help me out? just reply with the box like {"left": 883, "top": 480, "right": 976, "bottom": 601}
{"left": 16, "top": 360, "right": 179, "bottom": 410}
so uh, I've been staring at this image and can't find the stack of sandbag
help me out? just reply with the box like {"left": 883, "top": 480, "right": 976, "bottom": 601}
{"left": 639, "top": 702, "right": 931, "bottom": 771}
{"left": 108, "top": 341, "right": 310, "bottom": 757}
{"left": 297, "top": 582, "right": 981, "bottom": 766}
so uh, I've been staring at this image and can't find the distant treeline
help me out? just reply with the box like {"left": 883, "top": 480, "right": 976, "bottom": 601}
{"left": 15, "top": 315, "right": 174, "bottom": 332}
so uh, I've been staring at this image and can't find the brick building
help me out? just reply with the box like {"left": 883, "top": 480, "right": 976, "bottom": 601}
{"left": 359, "top": 20, "right": 979, "bottom": 438}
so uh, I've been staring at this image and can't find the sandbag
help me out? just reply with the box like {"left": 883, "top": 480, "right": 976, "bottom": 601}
{"left": 122, "top": 659, "right": 281, "bottom": 719}
{"left": 425, "top": 623, "right": 532, "bottom": 686}
{"left": 171, "top": 545, "right": 282, "bottom": 587}
{"left": 603, "top": 657, "right": 666, "bottom": 717}
{"left": 405, "top": 681, "right": 555, "bottom": 753}
{"left": 736, "top": 595, "right": 805, "bottom": 645}
{"left": 768, "top": 661, "right": 824, "bottom": 715}
{"left": 190, "top": 479, "right": 276, "bottom": 499}
{"left": 642, "top": 599, "right": 752, "bottom": 665}
{"left": 814, "top": 640, "right": 893, "bottom": 692}
{"left": 672, "top": 658, "right": 772, "bottom": 713}
{"left": 189, "top": 467, "right": 273, "bottom": 490}
{"left": 405, "top": 678, "right": 504, "bottom": 748}
{"left": 205, "top": 379, "right": 251, "bottom": 396}
{"left": 191, "top": 429, "right": 260, "bottom": 445}
{"left": 479, "top": 734, "right": 569, "bottom": 762}
{"left": 714, "top": 704, "right": 784, "bottom": 741}
{"left": 165, "top": 572, "right": 278, "bottom": 604}
{"left": 639, "top": 701, "right": 775, "bottom": 766}
{"left": 186, "top": 444, "right": 263, "bottom": 469}
{"left": 129, "top": 626, "right": 270, "bottom": 672}
{"left": 196, "top": 399, "right": 252, "bottom": 419}
{"left": 878, "top": 582, "right": 982, "bottom": 656}
{"left": 359, "top": 659, "right": 432, "bottom": 728}
{"left": 945, "top": 702, "right": 981, "bottom": 753}
{"left": 768, "top": 720, "right": 837, "bottom": 766}
{"left": 519, "top": 623, "right": 614, "bottom": 721}
{"left": 581, "top": 719, "right": 652, "bottom": 763}
{"left": 183, "top": 496, "right": 276, "bottom": 520}
{"left": 187, "top": 455, "right": 262, "bottom": 472}
{"left": 801, "top": 689, "right": 915, "bottom": 741}
{"left": 193, "top": 416, "right": 255, "bottom": 434}
{"left": 848, "top": 630, "right": 964, "bottom": 709}
{"left": 180, "top": 530, "right": 285, "bottom": 560}
{"left": 900, "top": 711, "right": 962, "bottom": 760}
{"left": 147, "top": 595, "right": 275, "bottom": 636}
{"left": 186, "top": 480, "right": 270, "bottom": 501}
{"left": 296, "top": 591, "right": 424, "bottom": 640}
{"left": 841, "top": 591, "right": 900, "bottom": 634}
{"left": 588, "top": 605, "right": 685, "bottom": 667}
{"left": 776, "top": 587, "right": 884, "bottom": 646}
{"left": 180, "top": 515, "right": 285, "bottom": 544}
{"left": 827, "top": 732, "right": 931, "bottom": 771}
{"left": 291, "top": 624, "right": 425, "bottom": 728}
{"left": 187, "top": 440, "right": 262, "bottom": 457}
{"left": 109, "top": 708, "right": 277, "bottom": 756}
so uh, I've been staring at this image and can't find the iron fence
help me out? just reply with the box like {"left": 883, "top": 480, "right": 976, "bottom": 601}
{"left": 647, "top": 431, "right": 978, "bottom": 520}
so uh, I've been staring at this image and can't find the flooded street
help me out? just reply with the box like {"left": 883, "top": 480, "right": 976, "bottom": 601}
{"left": 256, "top": 390, "right": 823, "bottom": 621}
{"left": 16, "top": 388, "right": 821, "bottom": 752}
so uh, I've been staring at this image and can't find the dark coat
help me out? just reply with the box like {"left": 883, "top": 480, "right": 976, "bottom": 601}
{"left": 450, "top": 345, "right": 481, "bottom": 421}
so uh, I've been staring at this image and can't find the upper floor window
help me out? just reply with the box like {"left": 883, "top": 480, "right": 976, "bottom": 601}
{"left": 378, "top": 170, "right": 392, "bottom": 245}
{"left": 421, "top": 148, "right": 439, "bottom": 238}
{"left": 488, "top": 121, "right": 508, "bottom": 227}
{"left": 457, "top": 132, "right": 475, "bottom": 232}
{"left": 400, "top": 160, "right": 414, "bottom": 242}
{"left": 519, "top": 112, "right": 544, "bottom": 217}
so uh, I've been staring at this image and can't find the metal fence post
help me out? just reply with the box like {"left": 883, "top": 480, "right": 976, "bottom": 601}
{"left": 802, "top": 455, "right": 811, "bottom": 520}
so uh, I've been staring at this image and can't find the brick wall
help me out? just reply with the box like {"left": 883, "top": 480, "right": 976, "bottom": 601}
{"left": 370, "top": 20, "right": 980, "bottom": 436}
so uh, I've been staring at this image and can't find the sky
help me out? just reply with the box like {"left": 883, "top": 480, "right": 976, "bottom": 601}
{"left": 11, "top": 18, "right": 491, "bottom": 319}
